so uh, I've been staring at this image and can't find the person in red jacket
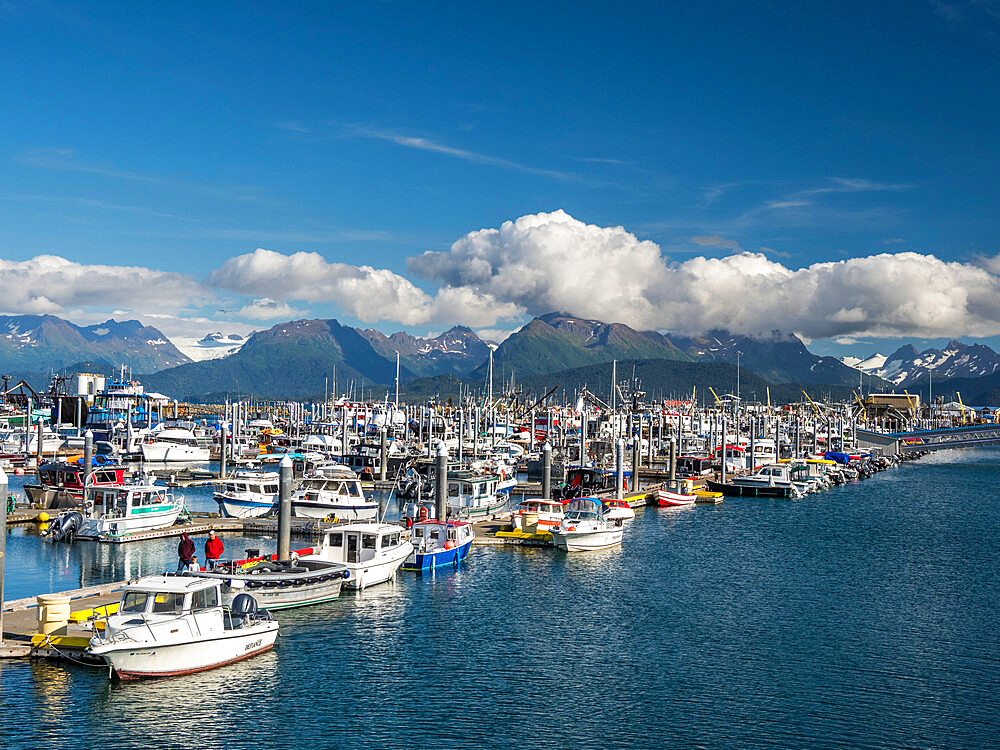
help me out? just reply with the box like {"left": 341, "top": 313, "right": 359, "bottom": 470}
{"left": 204, "top": 529, "right": 225, "bottom": 570}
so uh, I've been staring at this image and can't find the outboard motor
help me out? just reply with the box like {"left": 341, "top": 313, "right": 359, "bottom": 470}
{"left": 231, "top": 593, "right": 259, "bottom": 617}
{"left": 49, "top": 511, "right": 84, "bottom": 543}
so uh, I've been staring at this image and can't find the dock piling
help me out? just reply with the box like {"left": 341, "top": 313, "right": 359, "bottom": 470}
{"left": 435, "top": 444, "right": 448, "bottom": 522}
{"left": 379, "top": 427, "right": 387, "bottom": 482}
{"left": 542, "top": 441, "right": 552, "bottom": 500}
{"left": 219, "top": 425, "right": 228, "bottom": 479}
{"left": 278, "top": 455, "right": 292, "bottom": 561}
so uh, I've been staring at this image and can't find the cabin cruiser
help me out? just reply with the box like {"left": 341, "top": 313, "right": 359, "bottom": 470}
{"left": 300, "top": 522, "right": 413, "bottom": 589}
{"left": 88, "top": 576, "right": 278, "bottom": 680}
{"left": 560, "top": 466, "right": 620, "bottom": 500}
{"left": 289, "top": 466, "right": 378, "bottom": 520}
{"left": 189, "top": 556, "right": 349, "bottom": 609}
{"left": 141, "top": 428, "right": 210, "bottom": 462}
{"left": 47, "top": 479, "right": 185, "bottom": 540}
{"left": 403, "top": 520, "right": 475, "bottom": 571}
{"left": 445, "top": 471, "right": 510, "bottom": 521}
{"left": 729, "top": 463, "right": 810, "bottom": 495}
{"left": 213, "top": 471, "right": 279, "bottom": 518}
{"left": 341, "top": 440, "right": 409, "bottom": 479}
{"left": 550, "top": 497, "right": 624, "bottom": 552}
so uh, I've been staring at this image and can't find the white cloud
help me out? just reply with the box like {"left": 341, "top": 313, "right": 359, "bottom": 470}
{"left": 409, "top": 209, "right": 1000, "bottom": 340}
{"left": 0, "top": 255, "right": 207, "bottom": 315}
{"left": 210, "top": 248, "right": 523, "bottom": 327}
{"left": 237, "top": 297, "right": 304, "bottom": 320}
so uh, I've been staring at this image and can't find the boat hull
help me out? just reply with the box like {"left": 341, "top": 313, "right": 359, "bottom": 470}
{"left": 291, "top": 502, "right": 378, "bottom": 521}
{"left": 657, "top": 490, "right": 697, "bottom": 506}
{"left": 402, "top": 538, "right": 473, "bottom": 572}
{"left": 94, "top": 623, "right": 278, "bottom": 680}
{"left": 215, "top": 495, "right": 275, "bottom": 519}
{"left": 706, "top": 480, "right": 794, "bottom": 498}
{"left": 550, "top": 527, "right": 623, "bottom": 552}
{"left": 447, "top": 498, "right": 508, "bottom": 522}
{"left": 141, "top": 444, "right": 211, "bottom": 462}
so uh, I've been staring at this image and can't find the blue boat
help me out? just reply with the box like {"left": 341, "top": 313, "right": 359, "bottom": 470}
{"left": 402, "top": 520, "right": 475, "bottom": 572}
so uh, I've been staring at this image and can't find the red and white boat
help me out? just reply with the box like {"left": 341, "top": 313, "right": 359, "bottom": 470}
{"left": 657, "top": 489, "right": 697, "bottom": 507}
{"left": 512, "top": 498, "right": 569, "bottom": 532}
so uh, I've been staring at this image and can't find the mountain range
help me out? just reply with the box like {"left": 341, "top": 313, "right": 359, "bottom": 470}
{"left": 842, "top": 340, "right": 1000, "bottom": 388}
{"left": 8, "top": 310, "right": 1000, "bottom": 405}
{"left": 0, "top": 314, "right": 190, "bottom": 375}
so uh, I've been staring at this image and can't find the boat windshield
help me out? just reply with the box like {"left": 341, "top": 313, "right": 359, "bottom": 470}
{"left": 565, "top": 510, "right": 598, "bottom": 521}
{"left": 120, "top": 591, "right": 151, "bottom": 613}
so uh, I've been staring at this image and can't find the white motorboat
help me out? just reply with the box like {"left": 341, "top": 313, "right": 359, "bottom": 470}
{"left": 141, "top": 428, "right": 211, "bottom": 462}
{"left": 300, "top": 522, "right": 413, "bottom": 590}
{"left": 88, "top": 576, "right": 278, "bottom": 680}
{"left": 290, "top": 466, "right": 378, "bottom": 520}
{"left": 550, "top": 497, "right": 624, "bottom": 552}
{"left": 48, "top": 479, "right": 184, "bottom": 540}
{"left": 214, "top": 471, "right": 279, "bottom": 518}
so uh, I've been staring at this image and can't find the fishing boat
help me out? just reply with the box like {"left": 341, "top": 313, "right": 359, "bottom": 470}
{"left": 602, "top": 498, "right": 636, "bottom": 521}
{"left": 446, "top": 471, "right": 510, "bottom": 521}
{"left": 188, "top": 556, "right": 349, "bottom": 610}
{"left": 47, "top": 479, "right": 184, "bottom": 541}
{"left": 290, "top": 466, "right": 378, "bottom": 520}
{"left": 23, "top": 460, "right": 126, "bottom": 509}
{"left": 88, "top": 576, "right": 278, "bottom": 680}
{"left": 657, "top": 489, "right": 697, "bottom": 506}
{"left": 213, "top": 470, "right": 279, "bottom": 518}
{"left": 402, "top": 520, "right": 475, "bottom": 571}
{"left": 300, "top": 522, "right": 413, "bottom": 589}
{"left": 550, "top": 497, "right": 624, "bottom": 552}
{"left": 141, "top": 428, "right": 210, "bottom": 462}
{"left": 511, "top": 498, "right": 568, "bottom": 532}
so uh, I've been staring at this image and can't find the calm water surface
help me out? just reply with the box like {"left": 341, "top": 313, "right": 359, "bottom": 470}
{"left": 2, "top": 450, "right": 999, "bottom": 748}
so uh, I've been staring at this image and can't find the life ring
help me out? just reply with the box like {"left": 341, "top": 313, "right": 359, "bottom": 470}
{"left": 500, "top": 470, "right": 506, "bottom": 480}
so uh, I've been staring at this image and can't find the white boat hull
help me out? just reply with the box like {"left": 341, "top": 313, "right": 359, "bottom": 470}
{"left": 550, "top": 527, "right": 623, "bottom": 552}
{"left": 216, "top": 495, "right": 275, "bottom": 519}
{"left": 345, "top": 545, "right": 411, "bottom": 589}
{"left": 291, "top": 502, "right": 378, "bottom": 521}
{"left": 141, "top": 444, "right": 210, "bottom": 462}
{"left": 94, "top": 623, "right": 278, "bottom": 679}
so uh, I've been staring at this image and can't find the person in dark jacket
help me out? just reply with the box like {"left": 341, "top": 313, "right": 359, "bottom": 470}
{"left": 177, "top": 532, "right": 196, "bottom": 572}
{"left": 204, "top": 530, "right": 225, "bottom": 569}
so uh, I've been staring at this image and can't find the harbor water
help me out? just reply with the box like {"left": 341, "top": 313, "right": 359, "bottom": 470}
{"left": 2, "top": 449, "right": 999, "bottom": 748}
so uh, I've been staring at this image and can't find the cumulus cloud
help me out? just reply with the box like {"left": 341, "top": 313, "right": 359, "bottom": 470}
{"left": 210, "top": 248, "right": 522, "bottom": 327}
{"left": 409, "top": 209, "right": 1000, "bottom": 339}
{"left": 237, "top": 297, "right": 305, "bottom": 320}
{"left": 0, "top": 255, "right": 207, "bottom": 315}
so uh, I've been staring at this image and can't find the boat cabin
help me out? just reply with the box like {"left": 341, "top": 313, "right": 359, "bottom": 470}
{"left": 319, "top": 524, "right": 405, "bottom": 564}
{"left": 35, "top": 462, "right": 125, "bottom": 491}
{"left": 410, "top": 520, "right": 474, "bottom": 552}
{"left": 675, "top": 455, "right": 714, "bottom": 477}
{"left": 447, "top": 473, "right": 501, "bottom": 506}
{"left": 89, "top": 482, "right": 176, "bottom": 518}
{"left": 218, "top": 472, "right": 279, "bottom": 496}
{"left": 560, "top": 466, "right": 618, "bottom": 499}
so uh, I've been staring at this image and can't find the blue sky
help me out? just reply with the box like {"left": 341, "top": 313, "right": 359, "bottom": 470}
{"left": 2, "top": 1, "right": 1000, "bottom": 358}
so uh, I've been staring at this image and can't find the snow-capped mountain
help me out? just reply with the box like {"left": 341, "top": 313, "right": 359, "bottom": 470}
{"left": 0, "top": 314, "right": 190, "bottom": 373}
{"left": 360, "top": 325, "right": 496, "bottom": 377}
{"left": 841, "top": 340, "right": 1000, "bottom": 387}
